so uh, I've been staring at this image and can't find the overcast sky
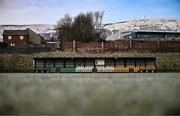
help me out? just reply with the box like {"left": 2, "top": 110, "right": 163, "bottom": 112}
{"left": 0, "top": 0, "right": 180, "bottom": 24}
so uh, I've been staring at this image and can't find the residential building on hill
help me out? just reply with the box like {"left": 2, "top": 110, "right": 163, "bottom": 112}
{"left": 3, "top": 28, "right": 46, "bottom": 47}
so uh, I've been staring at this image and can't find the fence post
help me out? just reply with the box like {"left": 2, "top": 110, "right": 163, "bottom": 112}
{"left": 73, "top": 40, "right": 76, "bottom": 52}
{"left": 129, "top": 40, "right": 132, "bottom": 49}
{"left": 157, "top": 40, "right": 160, "bottom": 52}
{"left": 101, "top": 41, "right": 104, "bottom": 52}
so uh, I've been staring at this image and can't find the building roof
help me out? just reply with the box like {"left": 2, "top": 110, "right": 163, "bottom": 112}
{"left": 3, "top": 29, "right": 29, "bottom": 36}
{"left": 133, "top": 30, "right": 180, "bottom": 34}
{"left": 33, "top": 57, "right": 156, "bottom": 60}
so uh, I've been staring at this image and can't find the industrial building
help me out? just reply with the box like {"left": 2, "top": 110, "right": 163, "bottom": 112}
{"left": 106, "top": 31, "right": 180, "bottom": 40}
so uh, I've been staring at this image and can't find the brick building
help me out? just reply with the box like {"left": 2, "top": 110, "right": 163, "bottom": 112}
{"left": 3, "top": 28, "right": 45, "bottom": 47}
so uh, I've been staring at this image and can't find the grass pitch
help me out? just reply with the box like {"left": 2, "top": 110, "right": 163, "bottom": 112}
{"left": 0, "top": 73, "right": 180, "bottom": 115}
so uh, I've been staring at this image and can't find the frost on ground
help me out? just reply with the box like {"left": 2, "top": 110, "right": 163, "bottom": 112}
{"left": 0, "top": 73, "right": 180, "bottom": 115}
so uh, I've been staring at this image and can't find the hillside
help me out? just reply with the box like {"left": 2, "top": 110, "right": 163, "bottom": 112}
{"left": 104, "top": 18, "right": 180, "bottom": 33}
{"left": 1, "top": 18, "right": 180, "bottom": 42}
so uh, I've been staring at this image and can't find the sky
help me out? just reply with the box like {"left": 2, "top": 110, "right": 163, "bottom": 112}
{"left": 0, "top": 0, "right": 180, "bottom": 24}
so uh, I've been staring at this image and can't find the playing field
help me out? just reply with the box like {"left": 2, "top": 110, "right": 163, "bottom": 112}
{"left": 0, "top": 73, "right": 180, "bottom": 115}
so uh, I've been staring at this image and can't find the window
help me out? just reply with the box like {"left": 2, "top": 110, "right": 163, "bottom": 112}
{"left": 95, "top": 59, "right": 105, "bottom": 66}
{"left": 20, "top": 36, "right": 24, "bottom": 40}
{"left": 8, "top": 36, "right": 12, "bottom": 40}
{"left": 10, "top": 43, "right": 15, "bottom": 47}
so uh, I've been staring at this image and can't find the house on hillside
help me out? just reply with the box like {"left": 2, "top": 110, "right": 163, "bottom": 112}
{"left": 3, "top": 28, "right": 46, "bottom": 47}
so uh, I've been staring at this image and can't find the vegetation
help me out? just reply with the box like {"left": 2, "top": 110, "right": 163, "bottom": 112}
{"left": 55, "top": 11, "right": 104, "bottom": 43}
{"left": 0, "top": 52, "right": 180, "bottom": 72}
{"left": 0, "top": 54, "right": 32, "bottom": 72}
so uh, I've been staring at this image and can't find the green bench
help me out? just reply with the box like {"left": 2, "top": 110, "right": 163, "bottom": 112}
{"left": 60, "top": 67, "right": 75, "bottom": 73}
{"left": 33, "top": 67, "right": 57, "bottom": 73}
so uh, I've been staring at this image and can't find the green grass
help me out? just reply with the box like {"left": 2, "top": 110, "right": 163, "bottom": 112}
{"left": 0, "top": 73, "right": 180, "bottom": 115}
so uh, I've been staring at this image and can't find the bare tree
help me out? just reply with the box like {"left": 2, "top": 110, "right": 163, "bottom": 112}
{"left": 55, "top": 14, "right": 72, "bottom": 41}
{"left": 93, "top": 11, "right": 104, "bottom": 29}
{"left": 55, "top": 11, "right": 105, "bottom": 43}
{"left": 99, "top": 11, "right": 105, "bottom": 30}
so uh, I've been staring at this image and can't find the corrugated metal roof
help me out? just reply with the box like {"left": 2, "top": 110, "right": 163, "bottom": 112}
{"left": 33, "top": 57, "right": 156, "bottom": 59}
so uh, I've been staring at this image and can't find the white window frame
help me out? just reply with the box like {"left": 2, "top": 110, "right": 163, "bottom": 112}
{"left": 8, "top": 36, "right": 12, "bottom": 40}
{"left": 20, "top": 36, "right": 24, "bottom": 40}
{"left": 95, "top": 59, "right": 105, "bottom": 66}
{"left": 10, "top": 43, "right": 15, "bottom": 47}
